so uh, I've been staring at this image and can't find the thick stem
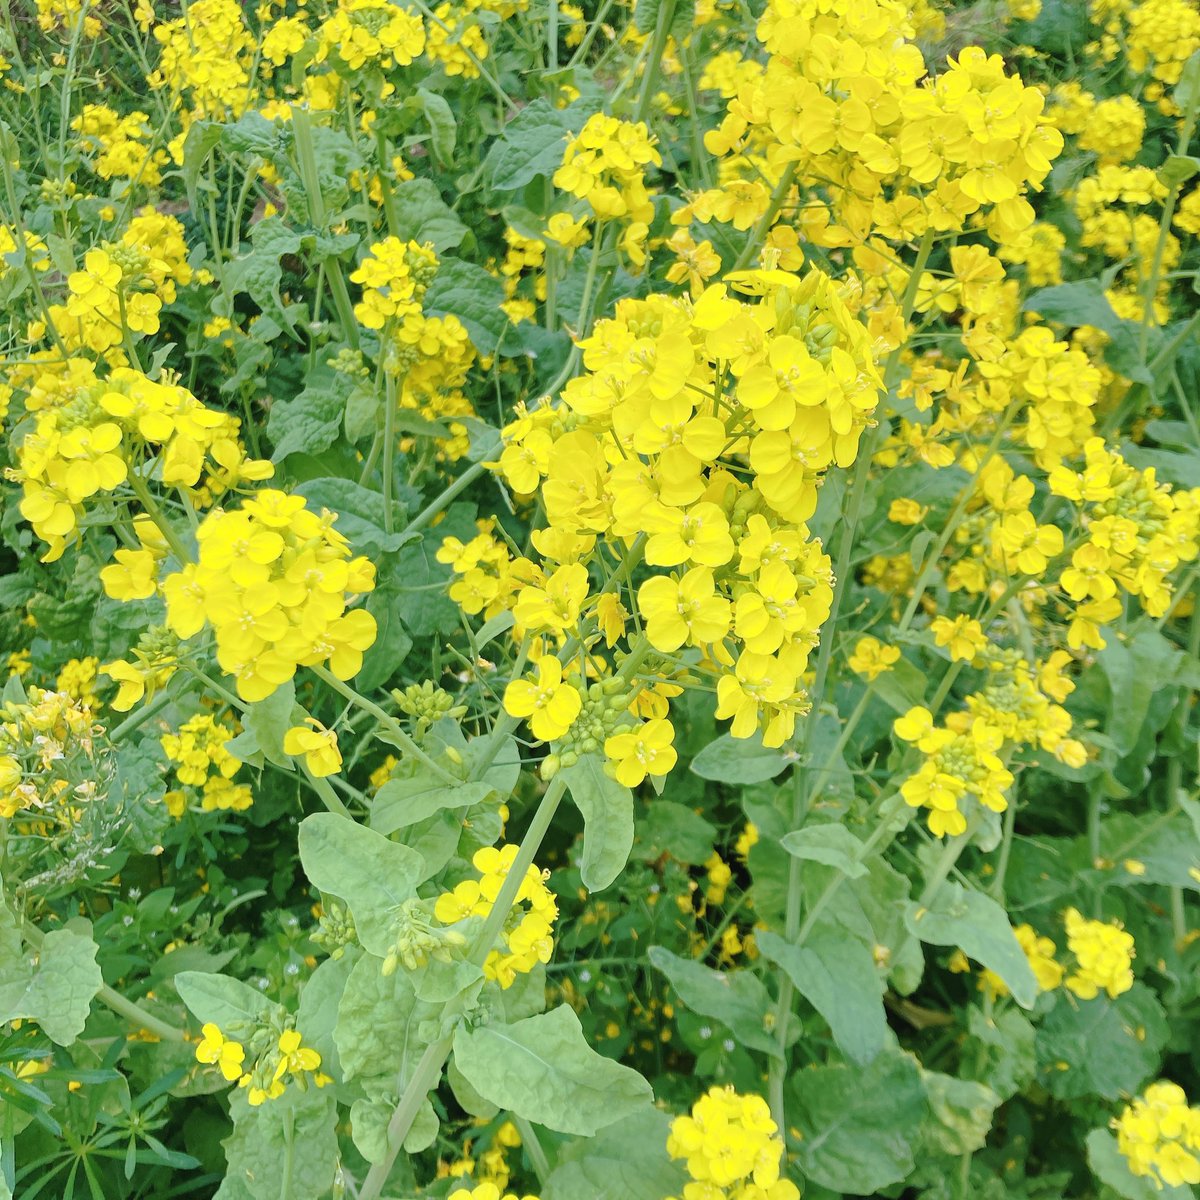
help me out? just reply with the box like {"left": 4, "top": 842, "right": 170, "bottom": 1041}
{"left": 633, "top": 0, "right": 676, "bottom": 124}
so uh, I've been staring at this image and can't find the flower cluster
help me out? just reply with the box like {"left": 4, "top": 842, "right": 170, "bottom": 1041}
{"left": 665, "top": 1087, "right": 799, "bottom": 1200}
{"left": 162, "top": 713, "right": 253, "bottom": 816}
{"left": 195, "top": 1022, "right": 328, "bottom": 1107}
{"left": 434, "top": 844, "right": 558, "bottom": 988}
{"left": 162, "top": 490, "right": 378, "bottom": 701}
{"left": 554, "top": 114, "right": 662, "bottom": 227}
{"left": 1062, "top": 907, "right": 1135, "bottom": 1000}
{"left": 1115, "top": 1082, "right": 1200, "bottom": 1189}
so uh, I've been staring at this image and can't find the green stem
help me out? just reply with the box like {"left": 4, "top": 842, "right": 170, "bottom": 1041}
{"left": 730, "top": 162, "right": 797, "bottom": 272}
{"left": 633, "top": 0, "right": 676, "bottom": 123}
{"left": 357, "top": 776, "right": 568, "bottom": 1200}
{"left": 382, "top": 370, "right": 400, "bottom": 535}
{"left": 310, "top": 665, "right": 458, "bottom": 785}
{"left": 514, "top": 1116, "right": 552, "bottom": 1184}
{"left": 402, "top": 446, "right": 500, "bottom": 537}
{"left": 125, "top": 472, "right": 190, "bottom": 564}
{"left": 918, "top": 821, "right": 976, "bottom": 908}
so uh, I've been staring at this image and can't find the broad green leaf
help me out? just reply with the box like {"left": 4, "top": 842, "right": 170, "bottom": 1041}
{"left": 350, "top": 1091, "right": 438, "bottom": 1162}
{"left": 1174, "top": 48, "right": 1200, "bottom": 111}
{"left": 962, "top": 1007, "right": 1036, "bottom": 1101}
{"left": 0, "top": 928, "right": 103, "bottom": 1046}
{"left": 372, "top": 773, "right": 496, "bottom": 833}
{"left": 424, "top": 258, "right": 510, "bottom": 355}
{"left": 267, "top": 367, "right": 355, "bottom": 462}
{"left": 646, "top": 946, "right": 781, "bottom": 1059}
{"left": 690, "top": 732, "right": 790, "bottom": 784}
{"left": 1035, "top": 984, "right": 1167, "bottom": 1100}
{"left": 221, "top": 1084, "right": 337, "bottom": 1200}
{"left": 181, "top": 120, "right": 222, "bottom": 210}
{"left": 224, "top": 217, "right": 304, "bottom": 337}
{"left": 416, "top": 88, "right": 456, "bottom": 165}
{"left": 563, "top": 754, "right": 635, "bottom": 892}
{"left": 392, "top": 178, "right": 467, "bottom": 253}
{"left": 296, "top": 951, "right": 358, "bottom": 1081}
{"left": 298, "top": 814, "right": 423, "bottom": 956}
{"left": 295, "top": 478, "right": 411, "bottom": 557}
{"left": 756, "top": 927, "right": 886, "bottom": 1065}
{"left": 1094, "top": 810, "right": 1200, "bottom": 891}
{"left": 1086, "top": 1128, "right": 1194, "bottom": 1200}
{"left": 542, "top": 1109, "right": 688, "bottom": 1200}
{"left": 334, "top": 952, "right": 438, "bottom": 1082}
{"left": 175, "top": 971, "right": 277, "bottom": 1035}
{"left": 634, "top": 0, "right": 694, "bottom": 41}
{"left": 1158, "top": 154, "right": 1200, "bottom": 187}
{"left": 225, "top": 680, "right": 299, "bottom": 768}
{"left": 920, "top": 1071, "right": 1000, "bottom": 1155}
{"left": 452, "top": 1004, "right": 653, "bottom": 1136}
{"left": 356, "top": 579, "right": 414, "bottom": 692}
{"left": 906, "top": 883, "right": 1038, "bottom": 1008}
{"left": 780, "top": 823, "right": 867, "bottom": 878}
{"left": 635, "top": 800, "right": 716, "bottom": 866}
{"left": 787, "top": 1051, "right": 926, "bottom": 1193}
{"left": 486, "top": 99, "right": 588, "bottom": 192}
{"left": 1025, "top": 279, "right": 1122, "bottom": 335}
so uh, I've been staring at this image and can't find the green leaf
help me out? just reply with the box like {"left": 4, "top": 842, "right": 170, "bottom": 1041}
{"left": 392, "top": 178, "right": 467, "bottom": 253}
{"left": 424, "top": 257, "right": 510, "bottom": 355}
{"left": 356, "top": 578, "right": 414, "bottom": 692}
{"left": 1025, "top": 279, "right": 1122, "bottom": 334}
{"left": 920, "top": 1071, "right": 1000, "bottom": 1155}
{"left": 225, "top": 680, "right": 299, "bottom": 768}
{"left": 634, "top": 0, "right": 694, "bottom": 42}
{"left": 690, "top": 732, "right": 790, "bottom": 784}
{"left": 351, "top": 1090, "right": 438, "bottom": 1162}
{"left": 334, "top": 953, "right": 438, "bottom": 1082}
{"left": 298, "top": 814, "right": 423, "bottom": 956}
{"left": 181, "top": 120, "right": 222, "bottom": 210}
{"left": 1036, "top": 984, "right": 1167, "bottom": 1100}
{"left": 1173, "top": 48, "right": 1200, "bottom": 111}
{"left": 295, "top": 477, "right": 411, "bottom": 557}
{"left": 452, "top": 1005, "right": 653, "bottom": 1136}
{"left": 906, "top": 883, "right": 1038, "bottom": 1008}
{"left": 1086, "top": 1128, "right": 1194, "bottom": 1200}
{"left": 416, "top": 88, "right": 456, "bottom": 165}
{"left": 267, "top": 367, "right": 355, "bottom": 462}
{"left": 175, "top": 971, "right": 277, "bottom": 1035}
{"left": 543, "top": 1109, "right": 688, "bottom": 1200}
{"left": 563, "top": 754, "right": 635, "bottom": 892}
{"left": 0, "top": 928, "right": 103, "bottom": 1046}
{"left": 961, "top": 1007, "right": 1036, "bottom": 1101}
{"left": 635, "top": 800, "right": 716, "bottom": 865}
{"left": 221, "top": 1085, "right": 337, "bottom": 1200}
{"left": 1158, "top": 154, "right": 1200, "bottom": 187}
{"left": 788, "top": 1051, "right": 926, "bottom": 1193}
{"left": 296, "top": 951, "right": 358, "bottom": 1081}
{"left": 225, "top": 217, "right": 305, "bottom": 337}
{"left": 646, "top": 946, "right": 781, "bottom": 1059}
{"left": 486, "top": 99, "right": 589, "bottom": 192}
{"left": 756, "top": 927, "right": 887, "bottom": 1066}
{"left": 780, "top": 823, "right": 867, "bottom": 878}
{"left": 373, "top": 773, "right": 496, "bottom": 833}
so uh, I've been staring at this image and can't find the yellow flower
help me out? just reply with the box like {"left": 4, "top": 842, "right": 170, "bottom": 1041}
{"left": 930, "top": 615, "right": 987, "bottom": 663}
{"left": 283, "top": 720, "right": 343, "bottom": 777}
{"left": 604, "top": 718, "right": 678, "bottom": 787}
{"left": 502, "top": 656, "right": 581, "bottom": 742}
{"left": 848, "top": 636, "right": 900, "bottom": 681}
{"left": 195, "top": 1023, "right": 245, "bottom": 1082}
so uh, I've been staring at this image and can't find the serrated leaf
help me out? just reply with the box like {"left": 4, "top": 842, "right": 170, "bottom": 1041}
{"left": 646, "top": 946, "right": 781, "bottom": 1058}
{"left": 225, "top": 217, "right": 305, "bottom": 338}
{"left": 298, "top": 814, "right": 423, "bottom": 955}
{"left": 485, "top": 99, "right": 588, "bottom": 192}
{"left": 452, "top": 1004, "right": 653, "bottom": 1135}
{"left": 780, "top": 823, "right": 867, "bottom": 878}
{"left": 563, "top": 754, "right": 635, "bottom": 892}
{"left": 757, "top": 927, "right": 886, "bottom": 1065}
{"left": 906, "top": 883, "right": 1038, "bottom": 1008}
{"left": 267, "top": 368, "right": 355, "bottom": 462}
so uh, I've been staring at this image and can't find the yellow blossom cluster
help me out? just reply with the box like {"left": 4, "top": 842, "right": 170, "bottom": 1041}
{"left": 0, "top": 688, "right": 98, "bottom": 820}
{"left": 1115, "top": 1082, "right": 1200, "bottom": 1188}
{"left": 1063, "top": 906, "right": 1135, "bottom": 999}
{"left": 163, "top": 490, "right": 377, "bottom": 701}
{"left": 195, "top": 1023, "right": 328, "bottom": 1107}
{"left": 434, "top": 844, "right": 558, "bottom": 988}
{"left": 315, "top": 0, "right": 427, "bottom": 72}
{"left": 665, "top": 1086, "right": 799, "bottom": 1200}
{"left": 162, "top": 713, "right": 253, "bottom": 816}
{"left": 16, "top": 362, "right": 271, "bottom": 563}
